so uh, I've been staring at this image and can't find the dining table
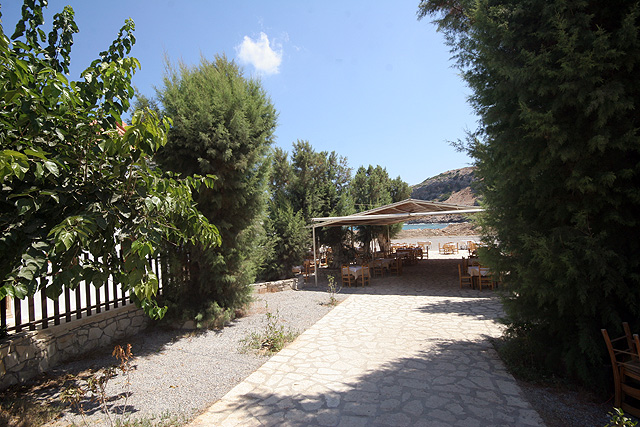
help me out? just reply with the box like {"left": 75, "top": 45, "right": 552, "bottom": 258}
{"left": 343, "top": 265, "right": 365, "bottom": 280}
{"left": 467, "top": 266, "right": 490, "bottom": 277}
{"left": 373, "top": 258, "right": 394, "bottom": 269}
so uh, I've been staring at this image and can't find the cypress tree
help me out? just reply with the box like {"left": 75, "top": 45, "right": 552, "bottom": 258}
{"left": 155, "top": 55, "right": 277, "bottom": 314}
{"left": 420, "top": 0, "right": 640, "bottom": 385}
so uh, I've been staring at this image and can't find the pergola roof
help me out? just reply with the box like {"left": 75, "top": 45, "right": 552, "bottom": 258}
{"left": 312, "top": 198, "right": 482, "bottom": 228}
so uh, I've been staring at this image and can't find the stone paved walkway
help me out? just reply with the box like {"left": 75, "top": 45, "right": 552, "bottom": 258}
{"left": 190, "top": 259, "right": 544, "bottom": 426}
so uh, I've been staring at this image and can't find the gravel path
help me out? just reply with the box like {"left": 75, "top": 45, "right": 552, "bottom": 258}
{"left": 43, "top": 285, "right": 344, "bottom": 426}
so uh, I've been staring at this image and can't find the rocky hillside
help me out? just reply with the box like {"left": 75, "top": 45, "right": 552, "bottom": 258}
{"left": 409, "top": 167, "right": 479, "bottom": 223}
{"left": 411, "top": 167, "right": 478, "bottom": 206}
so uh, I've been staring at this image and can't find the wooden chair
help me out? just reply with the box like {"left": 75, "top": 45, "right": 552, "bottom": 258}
{"left": 458, "top": 264, "right": 473, "bottom": 289}
{"left": 360, "top": 263, "right": 371, "bottom": 287}
{"left": 478, "top": 269, "right": 493, "bottom": 291}
{"left": 468, "top": 241, "right": 478, "bottom": 256}
{"left": 389, "top": 257, "right": 402, "bottom": 276}
{"left": 303, "top": 259, "right": 315, "bottom": 283}
{"left": 602, "top": 324, "right": 640, "bottom": 418}
{"left": 372, "top": 260, "right": 384, "bottom": 278}
{"left": 341, "top": 265, "right": 353, "bottom": 287}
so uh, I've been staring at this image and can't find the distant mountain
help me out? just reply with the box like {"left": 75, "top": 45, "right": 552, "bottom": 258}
{"left": 410, "top": 167, "right": 478, "bottom": 206}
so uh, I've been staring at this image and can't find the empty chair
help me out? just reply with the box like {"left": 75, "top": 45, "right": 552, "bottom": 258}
{"left": 303, "top": 259, "right": 315, "bottom": 283}
{"left": 458, "top": 264, "right": 473, "bottom": 289}
{"left": 360, "top": 263, "right": 371, "bottom": 287}
{"left": 468, "top": 241, "right": 478, "bottom": 256}
{"left": 341, "top": 265, "right": 353, "bottom": 287}
{"left": 478, "top": 270, "right": 493, "bottom": 290}
{"left": 478, "top": 269, "right": 493, "bottom": 291}
{"left": 372, "top": 259, "right": 384, "bottom": 277}
{"left": 602, "top": 324, "right": 640, "bottom": 418}
{"left": 389, "top": 257, "right": 402, "bottom": 276}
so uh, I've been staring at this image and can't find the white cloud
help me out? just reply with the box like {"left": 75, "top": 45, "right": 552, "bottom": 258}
{"left": 236, "top": 32, "right": 282, "bottom": 75}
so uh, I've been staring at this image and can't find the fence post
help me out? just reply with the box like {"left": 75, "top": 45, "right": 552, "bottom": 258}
{"left": 14, "top": 297, "right": 22, "bottom": 333}
{"left": 85, "top": 282, "right": 91, "bottom": 317}
{"left": 53, "top": 292, "right": 60, "bottom": 326}
{"left": 64, "top": 287, "right": 71, "bottom": 323}
{"left": 1, "top": 296, "right": 6, "bottom": 332}
{"left": 40, "top": 286, "right": 48, "bottom": 329}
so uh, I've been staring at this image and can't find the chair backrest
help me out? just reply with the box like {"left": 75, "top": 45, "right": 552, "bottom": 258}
{"left": 341, "top": 265, "right": 352, "bottom": 284}
{"left": 478, "top": 271, "right": 492, "bottom": 290}
{"left": 361, "top": 263, "right": 371, "bottom": 286}
{"left": 602, "top": 325, "right": 638, "bottom": 366}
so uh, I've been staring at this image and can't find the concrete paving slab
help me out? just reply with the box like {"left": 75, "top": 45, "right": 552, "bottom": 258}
{"left": 190, "top": 259, "right": 544, "bottom": 426}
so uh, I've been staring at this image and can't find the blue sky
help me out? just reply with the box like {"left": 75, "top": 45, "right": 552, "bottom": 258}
{"left": 2, "top": 0, "right": 478, "bottom": 186}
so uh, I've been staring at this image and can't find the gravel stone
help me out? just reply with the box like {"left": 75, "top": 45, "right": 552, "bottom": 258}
{"left": 42, "top": 285, "right": 342, "bottom": 426}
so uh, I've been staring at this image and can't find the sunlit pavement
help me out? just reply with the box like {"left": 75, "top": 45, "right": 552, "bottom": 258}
{"left": 190, "top": 259, "right": 544, "bottom": 426}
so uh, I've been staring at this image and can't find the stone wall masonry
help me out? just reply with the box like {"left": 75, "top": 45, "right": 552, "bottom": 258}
{"left": 0, "top": 276, "right": 316, "bottom": 390}
{"left": 0, "top": 304, "right": 150, "bottom": 390}
{"left": 251, "top": 277, "right": 303, "bottom": 294}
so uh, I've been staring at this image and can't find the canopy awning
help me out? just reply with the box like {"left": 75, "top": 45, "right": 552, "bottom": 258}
{"left": 311, "top": 198, "right": 482, "bottom": 228}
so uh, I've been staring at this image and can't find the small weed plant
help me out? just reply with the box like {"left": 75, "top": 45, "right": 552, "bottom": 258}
{"left": 243, "top": 303, "right": 298, "bottom": 354}
{"left": 325, "top": 274, "right": 341, "bottom": 306}
{"left": 61, "top": 343, "right": 134, "bottom": 427}
{"left": 605, "top": 408, "right": 638, "bottom": 427}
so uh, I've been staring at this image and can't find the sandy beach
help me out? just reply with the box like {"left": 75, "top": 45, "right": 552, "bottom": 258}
{"left": 391, "top": 223, "right": 480, "bottom": 259}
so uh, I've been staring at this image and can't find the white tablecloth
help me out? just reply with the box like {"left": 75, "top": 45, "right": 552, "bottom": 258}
{"left": 468, "top": 266, "right": 490, "bottom": 277}
{"left": 343, "top": 266, "right": 365, "bottom": 280}
{"left": 373, "top": 258, "right": 394, "bottom": 269}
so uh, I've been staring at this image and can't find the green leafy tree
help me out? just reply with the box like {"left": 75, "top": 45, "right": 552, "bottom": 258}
{"left": 0, "top": 1, "right": 220, "bottom": 319}
{"left": 288, "top": 141, "right": 354, "bottom": 266}
{"left": 351, "top": 165, "right": 410, "bottom": 256}
{"left": 155, "top": 55, "right": 277, "bottom": 314}
{"left": 259, "top": 148, "right": 308, "bottom": 280}
{"left": 419, "top": 0, "right": 640, "bottom": 385}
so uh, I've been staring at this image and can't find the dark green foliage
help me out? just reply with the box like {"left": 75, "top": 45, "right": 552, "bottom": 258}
{"left": 259, "top": 148, "right": 308, "bottom": 280}
{"left": 0, "top": 1, "right": 220, "bottom": 319}
{"left": 155, "top": 55, "right": 277, "bottom": 315}
{"left": 258, "top": 141, "right": 355, "bottom": 275}
{"left": 352, "top": 166, "right": 411, "bottom": 256}
{"left": 289, "top": 141, "right": 355, "bottom": 267}
{"left": 420, "top": 0, "right": 640, "bottom": 386}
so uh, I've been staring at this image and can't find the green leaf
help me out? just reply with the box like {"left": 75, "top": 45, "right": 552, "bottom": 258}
{"left": 44, "top": 160, "right": 60, "bottom": 177}
{"left": 16, "top": 198, "right": 32, "bottom": 215}
{"left": 24, "top": 148, "right": 48, "bottom": 159}
{"left": 60, "top": 231, "right": 74, "bottom": 250}
{"left": 17, "top": 266, "right": 35, "bottom": 281}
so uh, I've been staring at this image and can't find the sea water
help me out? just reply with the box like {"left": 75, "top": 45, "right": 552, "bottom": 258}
{"left": 402, "top": 223, "right": 450, "bottom": 230}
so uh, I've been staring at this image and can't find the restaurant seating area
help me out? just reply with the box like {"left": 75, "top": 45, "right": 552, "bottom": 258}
{"left": 458, "top": 253, "right": 497, "bottom": 290}
{"left": 299, "top": 239, "right": 501, "bottom": 293}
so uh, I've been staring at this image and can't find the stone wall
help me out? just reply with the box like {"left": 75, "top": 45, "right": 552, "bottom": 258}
{"left": 251, "top": 277, "right": 302, "bottom": 294}
{"left": 0, "top": 276, "right": 313, "bottom": 390}
{"left": 0, "top": 304, "right": 149, "bottom": 390}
